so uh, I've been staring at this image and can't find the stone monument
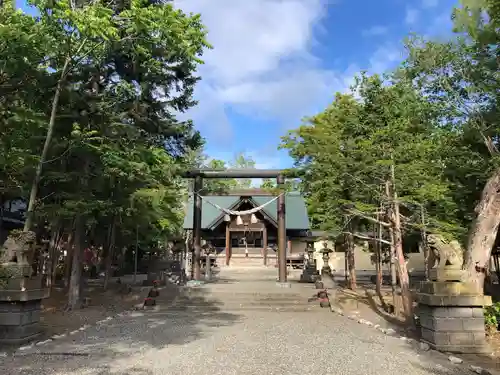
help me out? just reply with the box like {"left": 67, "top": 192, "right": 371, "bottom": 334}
{"left": 0, "top": 230, "right": 50, "bottom": 345}
{"left": 416, "top": 234, "right": 491, "bottom": 353}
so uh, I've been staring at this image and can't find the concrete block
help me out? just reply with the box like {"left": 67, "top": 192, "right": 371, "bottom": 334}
{"left": 472, "top": 308, "right": 484, "bottom": 318}
{"left": 433, "top": 318, "right": 464, "bottom": 332}
{"left": 441, "top": 295, "right": 491, "bottom": 307}
{"left": 429, "top": 268, "right": 466, "bottom": 282}
{"left": 421, "top": 328, "right": 449, "bottom": 345}
{"left": 427, "top": 306, "right": 449, "bottom": 318}
{"left": 472, "top": 331, "right": 486, "bottom": 344}
{"left": 447, "top": 307, "right": 474, "bottom": 318}
{"left": 462, "top": 318, "right": 487, "bottom": 332}
{"left": 417, "top": 293, "right": 491, "bottom": 307}
{"left": 448, "top": 332, "right": 474, "bottom": 345}
{"left": 419, "top": 281, "right": 481, "bottom": 295}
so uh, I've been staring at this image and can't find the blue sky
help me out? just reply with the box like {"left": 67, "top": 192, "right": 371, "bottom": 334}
{"left": 17, "top": 0, "right": 459, "bottom": 170}
{"left": 176, "top": 0, "right": 459, "bottom": 169}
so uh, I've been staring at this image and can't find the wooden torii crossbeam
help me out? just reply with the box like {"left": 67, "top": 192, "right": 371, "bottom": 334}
{"left": 182, "top": 169, "right": 291, "bottom": 284}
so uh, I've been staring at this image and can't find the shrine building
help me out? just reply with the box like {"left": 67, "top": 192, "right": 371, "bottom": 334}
{"left": 183, "top": 190, "right": 311, "bottom": 266}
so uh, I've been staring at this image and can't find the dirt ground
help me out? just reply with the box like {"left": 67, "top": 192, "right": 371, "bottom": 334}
{"left": 38, "top": 279, "right": 176, "bottom": 340}
{"left": 332, "top": 283, "right": 500, "bottom": 372}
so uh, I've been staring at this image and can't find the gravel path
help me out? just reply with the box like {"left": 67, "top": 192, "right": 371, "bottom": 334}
{"left": 0, "top": 267, "right": 473, "bottom": 375}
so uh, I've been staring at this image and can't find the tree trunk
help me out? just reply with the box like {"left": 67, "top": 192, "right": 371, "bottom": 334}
{"left": 390, "top": 164, "right": 412, "bottom": 323}
{"left": 103, "top": 218, "right": 116, "bottom": 291}
{"left": 420, "top": 206, "right": 429, "bottom": 281}
{"left": 386, "top": 181, "right": 398, "bottom": 313}
{"left": 346, "top": 228, "right": 356, "bottom": 290}
{"left": 375, "top": 220, "right": 388, "bottom": 310}
{"left": 63, "top": 231, "right": 74, "bottom": 289}
{"left": 67, "top": 216, "right": 84, "bottom": 310}
{"left": 464, "top": 168, "right": 500, "bottom": 289}
{"left": 48, "top": 223, "right": 62, "bottom": 290}
{"left": 23, "top": 56, "right": 72, "bottom": 232}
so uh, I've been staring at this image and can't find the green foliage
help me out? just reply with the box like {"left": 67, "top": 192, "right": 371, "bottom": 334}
{"left": 190, "top": 152, "right": 258, "bottom": 194}
{"left": 485, "top": 302, "right": 500, "bottom": 329}
{"left": 0, "top": 0, "right": 209, "bottom": 252}
{"left": 281, "top": 0, "right": 499, "bottom": 255}
{"left": 397, "top": 0, "right": 499, "bottom": 242}
{"left": 201, "top": 159, "right": 238, "bottom": 194}
{"left": 281, "top": 75, "right": 459, "bottom": 237}
{"left": 260, "top": 178, "right": 300, "bottom": 195}
{"left": 230, "top": 152, "right": 256, "bottom": 189}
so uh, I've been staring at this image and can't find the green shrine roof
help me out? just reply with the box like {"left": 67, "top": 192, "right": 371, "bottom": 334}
{"left": 183, "top": 192, "right": 310, "bottom": 230}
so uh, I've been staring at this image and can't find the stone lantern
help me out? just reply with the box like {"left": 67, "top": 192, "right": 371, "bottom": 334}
{"left": 319, "top": 241, "right": 333, "bottom": 275}
{"left": 202, "top": 242, "right": 216, "bottom": 281}
{"left": 299, "top": 242, "right": 320, "bottom": 283}
{"left": 306, "top": 243, "right": 315, "bottom": 266}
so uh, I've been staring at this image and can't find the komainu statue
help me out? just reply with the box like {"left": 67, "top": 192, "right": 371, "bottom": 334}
{"left": 0, "top": 230, "right": 36, "bottom": 265}
{"left": 426, "top": 233, "right": 464, "bottom": 271}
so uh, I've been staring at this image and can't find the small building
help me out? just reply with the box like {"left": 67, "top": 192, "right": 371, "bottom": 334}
{"left": 183, "top": 190, "right": 310, "bottom": 266}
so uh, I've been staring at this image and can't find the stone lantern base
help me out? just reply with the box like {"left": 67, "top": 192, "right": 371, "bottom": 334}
{"left": 0, "top": 272, "right": 50, "bottom": 345}
{"left": 416, "top": 268, "right": 491, "bottom": 354}
{"left": 299, "top": 262, "right": 320, "bottom": 283}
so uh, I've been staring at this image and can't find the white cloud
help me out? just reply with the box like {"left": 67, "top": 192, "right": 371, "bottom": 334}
{"left": 175, "top": 0, "right": 340, "bottom": 142}
{"left": 174, "top": 0, "right": 413, "bottom": 155}
{"left": 368, "top": 44, "right": 404, "bottom": 73}
{"left": 362, "top": 25, "right": 389, "bottom": 37}
{"left": 177, "top": 0, "right": 325, "bottom": 85}
{"left": 405, "top": 7, "right": 419, "bottom": 25}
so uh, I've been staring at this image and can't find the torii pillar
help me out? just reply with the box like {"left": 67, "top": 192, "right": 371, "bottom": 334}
{"left": 277, "top": 174, "right": 287, "bottom": 284}
{"left": 192, "top": 175, "right": 203, "bottom": 281}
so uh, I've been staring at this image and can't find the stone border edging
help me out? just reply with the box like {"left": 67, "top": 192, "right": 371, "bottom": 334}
{"left": 329, "top": 305, "right": 495, "bottom": 375}
{"left": 11, "top": 310, "right": 132, "bottom": 355}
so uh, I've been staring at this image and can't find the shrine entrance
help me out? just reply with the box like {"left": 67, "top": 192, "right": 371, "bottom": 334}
{"left": 231, "top": 230, "right": 263, "bottom": 248}
{"left": 182, "top": 169, "right": 290, "bottom": 284}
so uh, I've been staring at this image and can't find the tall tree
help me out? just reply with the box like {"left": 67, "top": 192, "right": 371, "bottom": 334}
{"left": 0, "top": 0, "right": 209, "bottom": 308}
{"left": 282, "top": 74, "right": 457, "bottom": 320}
{"left": 399, "top": 0, "right": 499, "bottom": 286}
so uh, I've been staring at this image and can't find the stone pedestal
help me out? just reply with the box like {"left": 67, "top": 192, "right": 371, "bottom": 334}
{"left": 416, "top": 268, "right": 491, "bottom": 354}
{"left": 300, "top": 262, "right": 320, "bottom": 283}
{"left": 0, "top": 276, "right": 50, "bottom": 345}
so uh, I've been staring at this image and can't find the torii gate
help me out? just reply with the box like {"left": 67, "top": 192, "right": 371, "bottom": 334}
{"left": 183, "top": 169, "right": 289, "bottom": 285}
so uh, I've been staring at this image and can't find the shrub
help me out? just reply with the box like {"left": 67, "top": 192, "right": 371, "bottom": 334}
{"left": 485, "top": 302, "right": 500, "bottom": 331}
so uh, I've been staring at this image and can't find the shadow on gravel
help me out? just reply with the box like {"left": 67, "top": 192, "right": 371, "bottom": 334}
{"left": 409, "top": 361, "right": 475, "bottom": 375}
{"left": 2, "top": 284, "right": 241, "bottom": 375}
{"left": 326, "top": 283, "right": 499, "bottom": 375}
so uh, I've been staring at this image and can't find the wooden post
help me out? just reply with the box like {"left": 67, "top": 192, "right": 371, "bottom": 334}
{"left": 263, "top": 226, "right": 268, "bottom": 266}
{"left": 277, "top": 174, "right": 287, "bottom": 283}
{"left": 225, "top": 222, "right": 231, "bottom": 266}
{"left": 192, "top": 176, "right": 203, "bottom": 281}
